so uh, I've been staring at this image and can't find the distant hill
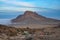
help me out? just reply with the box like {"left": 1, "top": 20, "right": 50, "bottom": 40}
{"left": 11, "top": 11, "right": 60, "bottom": 28}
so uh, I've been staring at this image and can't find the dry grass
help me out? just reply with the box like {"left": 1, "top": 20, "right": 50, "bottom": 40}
{"left": 0, "top": 24, "right": 60, "bottom": 40}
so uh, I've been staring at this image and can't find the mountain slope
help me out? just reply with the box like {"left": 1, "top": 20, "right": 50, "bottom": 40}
{"left": 12, "top": 11, "right": 60, "bottom": 23}
{"left": 11, "top": 11, "right": 60, "bottom": 28}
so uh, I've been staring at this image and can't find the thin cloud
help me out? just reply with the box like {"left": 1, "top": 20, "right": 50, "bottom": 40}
{"left": 0, "top": 0, "right": 36, "bottom": 11}
{"left": 0, "top": 0, "right": 34, "bottom": 7}
{"left": 0, "top": 6, "right": 37, "bottom": 11}
{"left": 0, "top": 0, "right": 59, "bottom": 11}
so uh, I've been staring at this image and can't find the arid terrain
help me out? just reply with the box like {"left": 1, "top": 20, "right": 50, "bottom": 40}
{"left": 0, "top": 24, "right": 60, "bottom": 40}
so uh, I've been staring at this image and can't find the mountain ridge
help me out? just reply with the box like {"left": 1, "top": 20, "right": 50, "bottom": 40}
{"left": 10, "top": 11, "right": 60, "bottom": 28}
{"left": 11, "top": 11, "right": 60, "bottom": 23}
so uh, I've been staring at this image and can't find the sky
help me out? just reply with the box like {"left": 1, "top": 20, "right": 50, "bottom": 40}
{"left": 0, "top": 0, "right": 60, "bottom": 11}
{"left": 0, "top": 0, "right": 60, "bottom": 20}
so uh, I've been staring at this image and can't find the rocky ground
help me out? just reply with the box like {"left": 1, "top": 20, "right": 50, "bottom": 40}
{"left": 0, "top": 24, "right": 60, "bottom": 40}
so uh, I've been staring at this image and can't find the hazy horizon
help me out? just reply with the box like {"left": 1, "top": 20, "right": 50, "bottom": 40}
{"left": 0, "top": 11, "right": 60, "bottom": 20}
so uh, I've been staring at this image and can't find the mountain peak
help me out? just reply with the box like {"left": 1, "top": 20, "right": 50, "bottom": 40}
{"left": 11, "top": 11, "right": 60, "bottom": 23}
{"left": 11, "top": 11, "right": 60, "bottom": 28}
{"left": 24, "top": 11, "right": 38, "bottom": 16}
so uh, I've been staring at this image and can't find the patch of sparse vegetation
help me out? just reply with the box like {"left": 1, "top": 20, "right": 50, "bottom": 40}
{"left": 0, "top": 24, "right": 60, "bottom": 40}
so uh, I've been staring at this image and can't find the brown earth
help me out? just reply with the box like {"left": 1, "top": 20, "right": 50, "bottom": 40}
{"left": 0, "top": 24, "right": 60, "bottom": 40}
